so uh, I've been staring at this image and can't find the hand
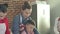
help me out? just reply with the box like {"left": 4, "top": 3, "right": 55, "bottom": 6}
{"left": 20, "top": 24, "right": 25, "bottom": 31}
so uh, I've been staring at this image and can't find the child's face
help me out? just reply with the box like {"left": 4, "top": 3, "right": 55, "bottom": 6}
{"left": 0, "top": 12, "right": 7, "bottom": 19}
{"left": 26, "top": 24, "right": 35, "bottom": 32}
{"left": 22, "top": 9, "right": 32, "bottom": 18}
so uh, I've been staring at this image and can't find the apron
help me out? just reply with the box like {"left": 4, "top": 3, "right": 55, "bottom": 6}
{"left": 19, "top": 14, "right": 28, "bottom": 34}
{"left": 0, "top": 23, "right": 6, "bottom": 34}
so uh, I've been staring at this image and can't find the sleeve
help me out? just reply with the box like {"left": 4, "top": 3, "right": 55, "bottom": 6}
{"left": 11, "top": 15, "right": 20, "bottom": 34}
{"left": 5, "top": 18, "right": 10, "bottom": 34}
{"left": 29, "top": 17, "right": 32, "bottom": 20}
{"left": 33, "top": 28, "right": 39, "bottom": 34}
{"left": 54, "top": 19, "right": 59, "bottom": 34}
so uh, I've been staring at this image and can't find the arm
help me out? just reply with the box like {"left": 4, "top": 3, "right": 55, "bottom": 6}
{"left": 5, "top": 18, "right": 10, "bottom": 34}
{"left": 12, "top": 15, "right": 20, "bottom": 34}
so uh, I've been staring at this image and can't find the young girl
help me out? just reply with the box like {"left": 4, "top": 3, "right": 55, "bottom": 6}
{"left": 0, "top": 4, "right": 10, "bottom": 34}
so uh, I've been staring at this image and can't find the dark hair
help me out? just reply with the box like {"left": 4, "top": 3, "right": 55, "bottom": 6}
{"left": 25, "top": 20, "right": 36, "bottom": 26}
{"left": 22, "top": 1, "right": 31, "bottom": 10}
{"left": 0, "top": 3, "right": 8, "bottom": 13}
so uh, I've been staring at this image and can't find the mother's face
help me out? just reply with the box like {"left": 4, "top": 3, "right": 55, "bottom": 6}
{"left": 22, "top": 9, "right": 32, "bottom": 18}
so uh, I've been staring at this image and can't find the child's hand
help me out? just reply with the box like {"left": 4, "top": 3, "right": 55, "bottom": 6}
{"left": 20, "top": 24, "right": 25, "bottom": 31}
{"left": 20, "top": 27, "right": 24, "bottom": 31}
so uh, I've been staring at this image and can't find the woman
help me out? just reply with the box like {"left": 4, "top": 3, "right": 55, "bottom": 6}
{"left": 12, "top": 1, "right": 39, "bottom": 34}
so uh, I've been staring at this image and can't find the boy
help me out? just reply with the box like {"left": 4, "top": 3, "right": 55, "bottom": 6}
{"left": 0, "top": 4, "right": 10, "bottom": 34}
{"left": 12, "top": 1, "right": 39, "bottom": 34}
{"left": 21, "top": 20, "right": 35, "bottom": 34}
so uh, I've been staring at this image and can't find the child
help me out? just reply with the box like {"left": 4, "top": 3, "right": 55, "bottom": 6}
{"left": 54, "top": 17, "right": 60, "bottom": 34}
{"left": 12, "top": 1, "right": 39, "bottom": 34}
{"left": 0, "top": 4, "right": 10, "bottom": 34}
{"left": 21, "top": 20, "right": 35, "bottom": 34}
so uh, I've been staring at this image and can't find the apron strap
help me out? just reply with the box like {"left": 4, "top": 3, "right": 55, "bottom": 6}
{"left": 19, "top": 14, "right": 22, "bottom": 24}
